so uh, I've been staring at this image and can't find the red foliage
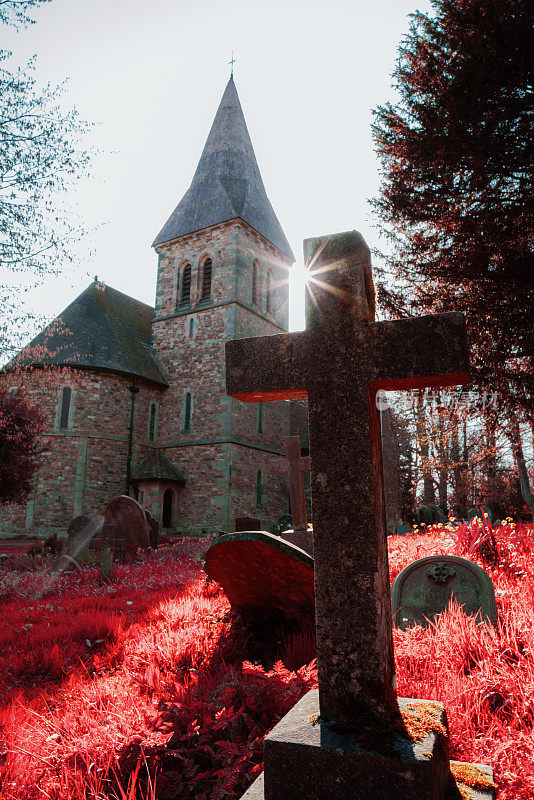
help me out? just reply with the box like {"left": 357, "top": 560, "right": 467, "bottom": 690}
{"left": 0, "top": 526, "right": 533, "bottom": 799}
{"left": 0, "top": 387, "right": 46, "bottom": 505}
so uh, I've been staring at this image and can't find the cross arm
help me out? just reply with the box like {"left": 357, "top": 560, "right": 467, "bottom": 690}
{"left": 371, "top": 312, "right": 470, "bottom": 390}
{"left": 226, "top": 332, "right": 307, "bottom": 402}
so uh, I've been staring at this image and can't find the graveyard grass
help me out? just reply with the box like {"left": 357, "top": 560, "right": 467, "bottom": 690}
{"left": 1, "top": 522, "right": 533, "bottom": 800}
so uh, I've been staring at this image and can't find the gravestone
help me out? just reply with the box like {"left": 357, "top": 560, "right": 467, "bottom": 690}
{"left": 144, "top": 509, "right": 159, "bottom": 548}
{"left": 235, "top": 516, "right": 262, "bottom": 532}
{"left": 273, "top": 437, "right": 310, "bottom": 530}
{"left": 391, "top": 555, "right": 497, "bottom": 630}
{"left": 99, "top": 547, "right": 114, "bottom": 582}
{"left": 273, "top": 437, "right": 314, "bottom": 556}
{"left": 228, "top": 230, "right": 494, "bottom": 800}
{"left": 395, "top": 523, "right": 410, "bottom": 536}
{"left": 54, "top": 515, "right": 99, "bottom": 571}
{"left": 103, "top": 495, "right": 150, "bottom": 557}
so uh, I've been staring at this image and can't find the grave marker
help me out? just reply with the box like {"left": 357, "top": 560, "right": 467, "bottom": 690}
{"left": 103, "top": 495, "right": 150, "bottom": 557}
{"left": 391, "top": 554, "right": 497, "bottom": 629}
{"left": 274, "top": 436, "right": 310, "bottom": 531}
{"left": 228, "top": 231, "right": 494, "bottom": 800}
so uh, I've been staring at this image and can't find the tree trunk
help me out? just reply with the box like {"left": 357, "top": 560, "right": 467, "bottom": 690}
{"left": 436, "top": 404, "right": 448, "bottom": 515}
{"left": 507, "top": 410, "right": 534, "bottom": 521}
{"left": 416, "top": 393, "right": 435, "bottom": 506}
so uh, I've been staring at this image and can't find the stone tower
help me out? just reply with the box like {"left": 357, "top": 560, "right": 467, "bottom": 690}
{"left": 151, "top": 76, "right": 295, "bottom": 533}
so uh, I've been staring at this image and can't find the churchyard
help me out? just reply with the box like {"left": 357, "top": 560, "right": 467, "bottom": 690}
{"left": 0, "top": 230, "right": 532, "bottom": 800}
{"left": 0, "top": 520, "right": 532, "bottom": 799}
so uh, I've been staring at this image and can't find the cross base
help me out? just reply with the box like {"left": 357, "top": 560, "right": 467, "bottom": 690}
{"left": 241, "top": 691, "right": 495, "bottom": 800}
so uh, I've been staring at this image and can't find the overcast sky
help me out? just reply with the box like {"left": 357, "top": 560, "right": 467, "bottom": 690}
{"left": 4, "top": 0, "right": 433, "bottom": 335}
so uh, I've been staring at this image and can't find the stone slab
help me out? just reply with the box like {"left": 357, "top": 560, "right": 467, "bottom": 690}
{"left": 204, "top": 531, "right": 314, "bottom": 620}
{"left": 278, "top": 528, "right": 314, "bottom": 557}
{"left": 391, "top": 555, "right": 497, "bottom": 630}
{"left": 242, "top": 766, "right": 495, "bottom": 800}
{"left": 261, "top": 690, "right": 450, "bottom": 800}
{"left": 241, "top": 694, "right": 495, "bottom": 800}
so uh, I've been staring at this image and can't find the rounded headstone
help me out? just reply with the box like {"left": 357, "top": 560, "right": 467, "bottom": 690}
{"left": 391, "top": 554, "right": 497, "bottom": 629}
{"left": 103, "top": 495, "right": 150, "bottom": 553}
{"left": 204, "top": 531, "right": 314, "bottom": 620}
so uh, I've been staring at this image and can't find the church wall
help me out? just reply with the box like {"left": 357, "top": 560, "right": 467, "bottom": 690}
{"left": 228, "top": 443, "right": 289, "bottom": 531}
{"left": 0, "top": 368, "right": 163, "bottom": 536}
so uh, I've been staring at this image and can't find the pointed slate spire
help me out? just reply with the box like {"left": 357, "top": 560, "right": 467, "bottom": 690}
{"left": 153, "top": 77, "right": 294, "bottom": 261}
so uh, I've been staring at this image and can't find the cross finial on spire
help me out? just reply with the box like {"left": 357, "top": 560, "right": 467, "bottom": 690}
{"left": 228, "top": 51, "right": 236, "bottom": 78}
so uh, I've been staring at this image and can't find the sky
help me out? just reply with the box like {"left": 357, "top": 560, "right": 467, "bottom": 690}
{"left": 4, "top": 0, "right": 433, "bottom": 338}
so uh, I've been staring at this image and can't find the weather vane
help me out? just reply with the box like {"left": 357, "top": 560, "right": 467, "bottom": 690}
{"left": 228, "top": 51, "right": 236, "bottom": 78}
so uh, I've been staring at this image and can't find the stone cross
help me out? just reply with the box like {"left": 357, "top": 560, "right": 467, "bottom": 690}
{"left": 274, "top": 436, "right": 310, "bottom": 531}
{"left": 226, "top": 231, "right": 470, "bottom": 732}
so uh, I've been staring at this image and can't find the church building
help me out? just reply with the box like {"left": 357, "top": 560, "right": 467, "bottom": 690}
{"left": 0, "top": 76, "right": 298, "bottom": 537}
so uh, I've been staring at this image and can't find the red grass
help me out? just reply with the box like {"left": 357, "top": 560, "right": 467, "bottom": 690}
{"left": 0, "top": 525, "right": 533, "bottom": 799}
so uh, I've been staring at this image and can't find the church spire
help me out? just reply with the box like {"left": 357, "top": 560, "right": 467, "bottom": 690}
{"left": 153, "top": 77, "right": 294, "bottom": 261}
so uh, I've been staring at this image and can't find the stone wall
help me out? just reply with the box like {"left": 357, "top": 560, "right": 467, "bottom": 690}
{"left": 0, "top": 368, "right": 163, "bottom": 536}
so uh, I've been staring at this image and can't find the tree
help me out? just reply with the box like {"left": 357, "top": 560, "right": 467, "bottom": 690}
{"left": 371, "top": 0, "right": 533, "bottom": 410}
{"left": 0, "top": 386, "right": 46, "bottom": 504}
{"left": 1, "top": 0, "right": 90, "bottom": 362}
{"left": 372, "top": 0, "right": 534, "bottom": 518}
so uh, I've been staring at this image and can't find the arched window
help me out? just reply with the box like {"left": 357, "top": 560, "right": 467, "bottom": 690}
{"left": 256, "top": 470, "right": 263, "bottom": 507}
{"left": 180, "top": 263, "right": 191, "bottom": 307}
{"left": 200, "top": 257, "right": 212, "bottom": 302}
{"left": 189, "top": 317, "right": 194, "bottom": 337}
{"left": 266, "top": 270, "right": 274, "bottom": 314}
{"left": 183, "top": 392, "right": 192, "bottom": 431}
{"left": 58, "top": 386, "right": 72, "bottom": 430}
{"left": 252, "top": 260, "right": 260, "bottom": 305}
{"left": 148, "top": 402, "right": 158, "bottom": 442}
{"left": 258, "top": 402, "right": 264, "bottom": 434}
{"left": 162, "top": 488, "right": 173, "bottom": 528}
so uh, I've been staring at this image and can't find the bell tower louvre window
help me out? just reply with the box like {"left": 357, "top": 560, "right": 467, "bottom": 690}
{"left": 180, "top": 263, "right": 191, "bottom": 307}
{"left": 199, "top": 258, "right": 212, "bottom": 303}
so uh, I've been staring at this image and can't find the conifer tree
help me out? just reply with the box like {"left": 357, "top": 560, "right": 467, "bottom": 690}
{"left": 372, "top": 0, "right": 533, "bottom": 412}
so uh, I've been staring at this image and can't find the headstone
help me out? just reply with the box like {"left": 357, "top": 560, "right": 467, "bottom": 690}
{"left": 103, "top": 495, "right": 150, "bottom": 557}
{"left": 273, "top": 437, "right": 310, "bottom": 530}
{"left": 205, "top": 531, "right": 314, "bottom": 620}
{"left": 395, "top": 523, "right": 410, "bottom": 536}
{"left": 54, "top": 515, "right": 99, "bottom": 570}
{"left": 227, "top": 231, "right": 494, "bottom": 800}
{"left": 99, "top": 547, "right": 114, "bottom": 582}
{"left": 391, "top": 555, "right": 497, "bottom": 629}
{"left": 144, "top": 509, "right": 159, "bottom": 548}
{"left": 235, "top": 516, "right": 262, "bottom": 532}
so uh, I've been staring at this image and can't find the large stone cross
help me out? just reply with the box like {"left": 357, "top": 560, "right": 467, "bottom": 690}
{"left": 275, "top": 436, "right": 310, "bottom": 531}
{"left": 227, "top": 231, "right": 470, "bottom": 732}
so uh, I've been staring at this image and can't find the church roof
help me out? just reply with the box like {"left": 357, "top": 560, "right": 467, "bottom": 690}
{"left": 131, "top": 449, "right": 186, "bottom": 484}
{"left": 8, "top": 282, "right": 168, "bottom": 387}
{"left": 153, "top": 76, "right": 294, "bottom": 261}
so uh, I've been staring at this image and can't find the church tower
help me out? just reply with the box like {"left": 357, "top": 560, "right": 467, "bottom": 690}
{"left": 151, "top": 76, "right": 294, "bottom": 534}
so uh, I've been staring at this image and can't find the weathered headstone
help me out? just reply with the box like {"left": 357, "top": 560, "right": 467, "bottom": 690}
{"left": 395, "top": 523, "right": 410, "bottom": 536}
{"left": 391, "top": 555, "right": 497, "bottom": 629}
{"left": 99, "top": 547, "right": 114, "bottom": 582}
{"left": 228, "top": 231, "right": 494, "bottom": 800}
{"left": 103, "top": 495, "right": 150, "bottom": 557}
{"left": 235, "top": 516, "right": 262, "bottom": 532}
{"left": 144, "top": 509, "right": 159, "bottom": 548}
{"left": 54, "top": 515, "right": 99, "bottom": 571}
{"left": 273, "top": 437, "right": 310, "bottom": 530}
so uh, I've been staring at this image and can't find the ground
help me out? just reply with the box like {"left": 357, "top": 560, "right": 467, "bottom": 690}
{"left": 0, "top": 522, "right": 533, "bottom": 800}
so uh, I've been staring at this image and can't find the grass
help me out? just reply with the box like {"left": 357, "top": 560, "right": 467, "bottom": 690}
{"left": 0, "top": 522, "right": 533, "bottom": 799}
